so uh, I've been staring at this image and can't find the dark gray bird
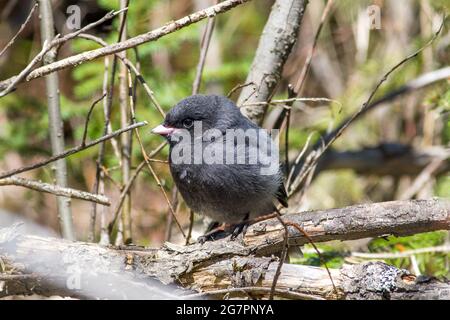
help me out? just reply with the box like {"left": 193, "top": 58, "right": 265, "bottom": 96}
{"left": 152, "top": 94, "right": 287, "bottom": 241}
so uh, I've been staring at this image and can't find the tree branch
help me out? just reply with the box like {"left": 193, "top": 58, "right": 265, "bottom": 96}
{"left": 0, "top": 0, "right": 251, "bottom": 92}
{"left": 0, "top": 121, "right": 148, "bottom": 180}
{"left": 0, "top": 199, "right": 448, "bottom": 299}
{"left": 238, "top": 0, "right": 308, "bottom": 124}
{"left": 0, "top": 176, "right": 110, "bottom": 206}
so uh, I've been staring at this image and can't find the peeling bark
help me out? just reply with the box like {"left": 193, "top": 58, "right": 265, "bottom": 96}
{"left": 238, "top": 0, "right": 308, "bottom": 124}
{"left": 1, "top": 199, "right": 448, "bottom": 299}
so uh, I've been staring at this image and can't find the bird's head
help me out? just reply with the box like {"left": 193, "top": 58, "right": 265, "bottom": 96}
{"left": 151, "top": 95, "right": 243, "bottom": 139}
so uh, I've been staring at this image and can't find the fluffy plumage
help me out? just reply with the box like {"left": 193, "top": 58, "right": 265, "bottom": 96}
{"left": 152, "top": 94, "right": 287, "bottom": 225}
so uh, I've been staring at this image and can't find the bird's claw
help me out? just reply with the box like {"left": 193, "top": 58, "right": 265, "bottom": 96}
{"left": 230, "top": 221, "right": 249, "bottom": 241}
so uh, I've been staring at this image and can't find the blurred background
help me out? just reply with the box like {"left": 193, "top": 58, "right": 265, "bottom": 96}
{"left": 0, "top": 0, "right": 449, "bottom": 277}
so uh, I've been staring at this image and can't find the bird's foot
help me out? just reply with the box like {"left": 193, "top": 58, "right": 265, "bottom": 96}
{"left": 230, "top": 221, "right": 249, "bottom": 241}
{"left": 197, "top": 216, "right": 250, "bottom": 243}
{"left": 197, "top": 224, "right": 229, "bottom": 244}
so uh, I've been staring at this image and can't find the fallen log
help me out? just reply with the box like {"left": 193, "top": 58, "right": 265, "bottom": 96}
{"left": 0, "top": 199, "right": 449, "bottom": 299}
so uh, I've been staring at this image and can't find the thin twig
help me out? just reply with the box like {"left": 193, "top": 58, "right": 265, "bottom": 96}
{"left": 108, "top": 142, "right": 167, "bottom": 234}
{"left": 227, "top": 81, "right": 256, "bottom": 98}
{"left": 284, "top": 220, "right": 337, "bottom": 293}
{"left": 90, "top": 5, "right": 131, "bottom": 243}
{"left": 192, "top": 8, "right": 217, "bottom": 94}
{"left": 118, "top": 0, "right": 132, "bottom": 245}
{"left": 0, "top": 8, "right": 128, "bottom": 97}
{"left": 0, "top": 2, "right": 38, "bottom": 58}
{"left": 77, "top": 33, "right": 165, "bottom": 117}
{"left": 0, "top": 0, "right": 251, "bottom": 92}
{"left": 108, "top": 161, "right": 145, "bottom": 235}
{"left": 0, "top": 121, "right": 148, "bottom": 180}
{"left": 134, "top": 130, "right": 186, "bottom": 239}
{"left": 125, "top": 72, "right": 185, "bottom": 238}
{"left": 0, "top": 176, "right": 110, "bottom": 205}
{"left": 352, "top": 245, "right": 450, "bottom": 259}
{"left": 185, "top": 210, "right": 195, "bottom": 245}
{"left": 269, "top": 209, "right": 290, "bottom": 300}
{"left": 288, "top": 17, "right": 446, "bottom": 196}
{"left": 183, "top": 9, "right": 219, "bottom": 242}
{"left": 242, "top": 97, "right": 341, "bottom": 107}
{"left": 294, "top": 0, "right": 334, "bottom": 95}
{"left": 398, "top": 158, "right": 445, "bottom": 200}
{"left": 81, "top": 93, "right": 107, "bottom": 146}
{"left": 185, "top": 286, "right": 324, "bottom": 300}
{"left": 286, "top": 131, "right": 316, "bottom": 189}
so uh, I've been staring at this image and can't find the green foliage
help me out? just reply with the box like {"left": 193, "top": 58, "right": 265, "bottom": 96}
{"left": 368, "top": 232, "right": 449, "bottom": 277}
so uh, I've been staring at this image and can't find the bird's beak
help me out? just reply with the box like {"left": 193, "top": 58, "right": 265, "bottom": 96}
{"left": 151, "top": 124, "right": 175, "bottom": 136}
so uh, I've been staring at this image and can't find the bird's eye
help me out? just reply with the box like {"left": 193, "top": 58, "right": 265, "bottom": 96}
{"left": 183, "top": 118, "right": 194, "bottom": 129}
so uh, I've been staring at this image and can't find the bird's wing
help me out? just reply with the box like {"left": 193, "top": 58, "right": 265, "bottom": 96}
{"left": 276, "top": 182, "right": 288, "bottom": 207}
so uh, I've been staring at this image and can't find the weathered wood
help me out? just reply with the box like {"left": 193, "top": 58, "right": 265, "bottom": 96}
{"left": 1, "top": 199, "right": 448, "bottom": 299}
{"left": 238, "top": 0, "right": 308, "bottom": 124}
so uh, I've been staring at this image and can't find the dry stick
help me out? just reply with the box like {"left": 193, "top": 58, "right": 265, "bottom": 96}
{"left": 89, "top": 8, "right": 130, "bottom": 243}
{"left": 118, "top": 0, "right": 133, "bottom": 245}
{"left": 185, "top": 210, "right": 195, "bottom": 245}
{"left": 269, "top": 210, "right": 289, "bottom": 300}
{"left": 286, "top": 131, "right": 316, "bottom": 188}
{"left": 185, "top": 286, "right": 323, "bottom": 300}
{"left": 81, "top": 93, "right": 107, "bottom": 147}
{"left": 108, "top": 142, "right": 167, "bottom": 234}
{"left": 0, "top": 176, "right": 110, "bottom": 206}
{"left": 89, "top": 52, "right": 111, "bottom": 242}
{"left": 38, "top": 0, "right": 74, "bottom": 240}
{"left": 294, "top": 0, "right": 334, "bottom": 95}
{"left": 108, "top": 161, "right": 145, "bottom": 235}
{"left": 289, "top": 17, "right": 446, "bottom": 197}
{"left": 0, "top": 121, "right": 147, "bottom": 180}
{"left": 398, "top": 158, "right": 445, "bottom": 200}
{"left": 283, "top": 85, "right": 296, "bottom": 175}
{"left": 0, "top": 40, "right": 50, "bottom": 96}
{"left": 133, "top": 120, "right": 186, "bottom": 238}
{"left": 0, "top": 0, "right": 250, "bottom": 92}
{"left": 136, "top": 133, "right": 186, "bottom": 239}
{"left": 124, "top": 70, "right": 185, "bottom": 239}
{"left": 184, "top": 9, "right": 218, "bottom": 244}
{"left": 352, "top": 245, "right": 450, "bottom": 260}
{"left": 227, "top": 81, "right": 256, "bottom": 98}
{"left": 0, "top": 2, "right": 38, "bottom": 58}
{"left": 242, "top": 97, "right": 340, "bottom": 107}
{"left": 0, "top": 7, "right": 128, "bottom": 97}
{"left": 316, "top": 66, "right": 450, "bottom": 153}
{"left": 284, "top": 220, "right": 337, "bottom": 292}
{"left": 192, "top": 13, "right": 217, "bottom": 95}
{"left": 77, "top": 33, "right": 165, "bottom": 118}
{"left": 164, "top": 189, "right": 177, "bottom": 242}
{"left": 270, "top": 0, "right": 337, "bottom": 298}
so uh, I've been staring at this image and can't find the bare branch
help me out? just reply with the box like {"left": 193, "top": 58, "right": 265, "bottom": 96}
{"left": 0, "top": 121, "right": 148, "bottom": 180}
{"left": 0, "top": 2, "right": 38, "bottom": 58}
{"left": 0, "top": 7, "right": 128, "bottom": 97}
{"left": 352, "top": 245, "right": 450, "bottom": 260}
{"left": 0, "top": 177, "right": 110, "bottom": 206}
{"left": 38, "top": 0, "right": 74, "bottom": 240}
{"left": 0, "top": 0, "right": 251, "bottom": 93}
{"left": 238, "top": 0, "right": 308, "bottom": 124}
